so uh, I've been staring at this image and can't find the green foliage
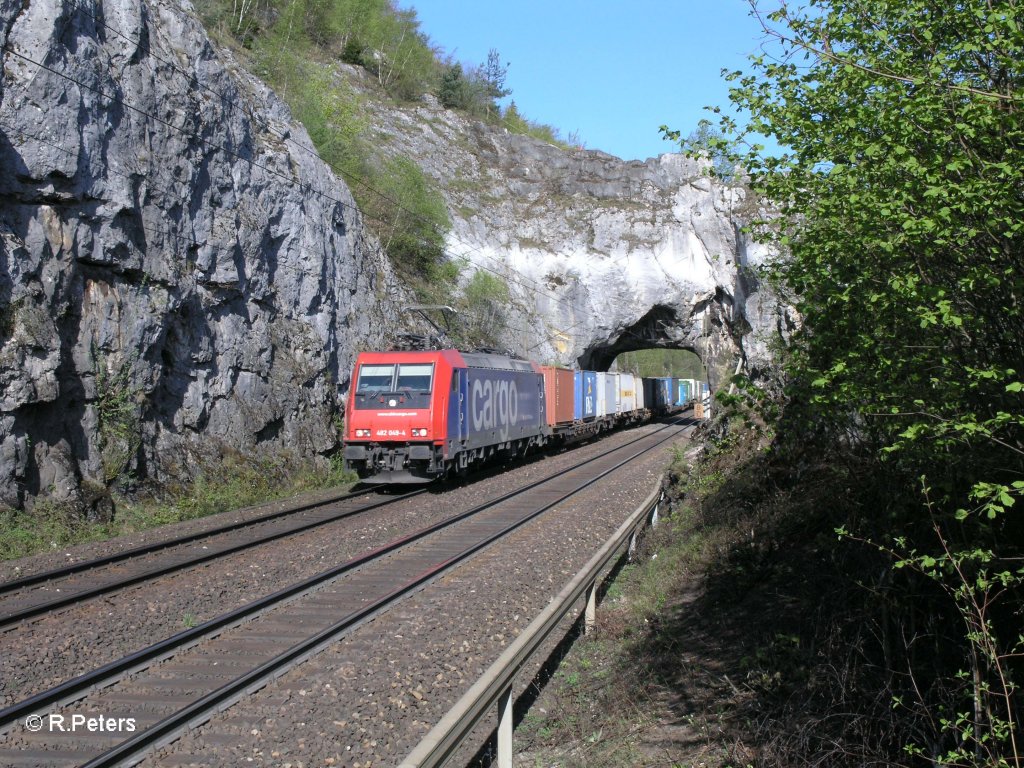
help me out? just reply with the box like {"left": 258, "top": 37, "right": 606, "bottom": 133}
{"left": 684, "top": 1, "right": 1024, "bottom": 763}
{"left": 360, "top": 154, "right": 452, "bottom": 288}
{"left": 0, "top": 452, "right": 356, "bottom": 562}
{"left": 94, "top": 352, "right": 142, "bottom": 484}
{"left": 200, "top": 0, "right": 438, "bottom": 101}
{"left": 0, "top": 500, "right": 117, "bottom": 561}
{"left": 501, "top": 101, "right": 575, "bottom": 148}
{"left": 613, "top": 349, "right": 706, "bottom": 379}
{"left": 452, "top": 269, "right": 511, "bottom": 349}
{"left": 194, "top": 0, "right": 575, "bottom": 294}
{"left": 480, "top": 49, "right": 511, "bottom": 103}
{"left": 437, "top": 62, "right": 474, "bottom": 110}
{"left": 252, "top": 40, "right": 369, "bottom": 180}
{"left": 500, "top": 101, "right": 530, "bottom": 133}
{"left": 195, "top": 0, "right": 455, "bottom": 287}
{"left": 436, "top": 49, "right": 510, "bottom": 119}
{"left": 661, "top": 117, "right": 739, "bottom": 183}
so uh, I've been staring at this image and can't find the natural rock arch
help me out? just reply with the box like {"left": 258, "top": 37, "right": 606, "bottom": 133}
{"left": 576, "top": 303, "right": 701, "bottom": 373}
{"left": 574, "top": 292, "right": 743, "bottom": 390}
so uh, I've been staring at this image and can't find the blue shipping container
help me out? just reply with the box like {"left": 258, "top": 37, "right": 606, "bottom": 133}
{"left": 573, "top": 370, "right": 583, "bottom": 421}
{"left": 581, "top": 371, "right": 598, "bottom": 419}
{"left": 674, "top": 379, "right": 687, "bottom": 407}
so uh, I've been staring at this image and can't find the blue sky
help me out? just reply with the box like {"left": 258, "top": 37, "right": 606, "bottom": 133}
{"left": 406, "top": 0, "right": 770, "bottom": 162}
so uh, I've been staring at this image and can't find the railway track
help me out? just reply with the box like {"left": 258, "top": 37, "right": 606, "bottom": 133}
{"left": 0, "top": 417, "right": 692, "bottom": 768}
{"left": 0, "top": 488, "right": 425, "bottom": 630}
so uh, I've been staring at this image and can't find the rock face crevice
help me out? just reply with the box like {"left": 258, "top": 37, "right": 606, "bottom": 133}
{"left": 0, "top": 0, "right": 400, "bottom": 510}
{"left": 361, "top": 87, "right": 782, "bottom": 386}
{"left": 1, "top": 2, "right": 786, "bottom": 511}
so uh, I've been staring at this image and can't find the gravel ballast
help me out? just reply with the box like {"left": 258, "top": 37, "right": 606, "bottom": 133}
{"left": 143, "top": 425, "right": 691, "bottom": 768}
{"left": 0, "top": 425, "right": 679, "bottom": 710}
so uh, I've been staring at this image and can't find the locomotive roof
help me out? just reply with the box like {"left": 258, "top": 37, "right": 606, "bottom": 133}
{"left": 356, "top": 349, "right": 536, "bottom": 372}
{"left": 458, "top": 352, "right": 536, "bottom": 372}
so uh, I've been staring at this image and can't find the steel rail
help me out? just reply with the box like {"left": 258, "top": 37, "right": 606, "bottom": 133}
{"left": 0, "top": 418, "right": 689, "bottom": 737}
{"left": 400, "top": 483, "right": 665, "bottom": 767}
{"left": 0, "top": 488, "right": 426, "bottom": 629}
{"left": 79, "top": 420, "right": 690, "bottom": 768}
{"left": 0, "top": 489, "right": 369, "bottom": 594}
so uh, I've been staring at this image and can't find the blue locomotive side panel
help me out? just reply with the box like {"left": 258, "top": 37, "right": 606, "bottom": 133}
{"left": 446, "top": 368, "right": 469, "bottom": 450}
{"left": 463, "top": 367, "right": 545, "bottom": 448}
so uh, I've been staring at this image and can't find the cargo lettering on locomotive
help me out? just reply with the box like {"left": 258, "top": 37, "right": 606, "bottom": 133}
{"left": 471, "top": 378, "right": 520, "bottom": 440}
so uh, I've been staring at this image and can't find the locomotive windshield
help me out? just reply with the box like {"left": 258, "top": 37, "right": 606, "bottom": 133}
{"left": 356, "top": 364, "right": 395, "bottom": 392}
{"left": 396, "top": 364, "right": 433, "bottom": 392}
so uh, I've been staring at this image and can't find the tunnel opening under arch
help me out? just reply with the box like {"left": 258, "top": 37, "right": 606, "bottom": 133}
{"left": 575, "top": 303, "right": 709, "bottom": 376}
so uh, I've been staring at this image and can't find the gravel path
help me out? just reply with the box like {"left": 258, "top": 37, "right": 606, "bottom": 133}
{"left": 0, "top": 426, "right": 675, "bottom": 709}
{"left": 144, "top": 425, "right": 690, "bottom": 768}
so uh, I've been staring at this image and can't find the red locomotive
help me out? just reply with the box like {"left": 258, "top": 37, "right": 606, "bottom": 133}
{"left": 342, "top": 346, "right": 705, "bottom": 484}
{"left": 342, "top": 349, "right": 547, "bottom": 483}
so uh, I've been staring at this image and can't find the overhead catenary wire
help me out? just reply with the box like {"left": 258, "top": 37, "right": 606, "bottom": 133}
{"left": 0, "top": 11, "right": 642, "bottom": 356}
{"left": 30, "top": 2, "right": 588, "bottom": 315}
{"left": 3, "top": 118, "right": 573, "bottom": 357}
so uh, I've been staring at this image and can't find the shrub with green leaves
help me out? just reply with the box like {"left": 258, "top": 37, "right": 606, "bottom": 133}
{"left": 452, "top": 269, "right": 511, "bottom": 349}
{"left": 360, "top": 154, "right": 451, "bottom": 287}
{"left": 94, "top": 353, "right": 142, "bottom": 484}
{"left": 682, "top": 1, "right": 1024, "bottom": 763}
{"left": 195, "top": 0, "right": 454, "bottom": 290}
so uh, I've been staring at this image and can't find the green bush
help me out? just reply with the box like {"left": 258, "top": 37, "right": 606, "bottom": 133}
{"left": 253, "top": 42, "right": 370, "bottom": 183}
{"left": 361, "top": 154, "right": 452, "bottom": 286}
{"left": 453, "top": 269, "right": 511, "bottom": 349}
{"left": 501, "top": 102, "right": 572, "bottom": 148}
{"left": 94, "top": 352, "right": 142, "bottom": 484}
{"left": 685, "top": 1, "right": 1024, "bottom": 762}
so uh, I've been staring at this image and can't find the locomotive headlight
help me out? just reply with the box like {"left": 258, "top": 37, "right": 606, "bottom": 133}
{"left": 412, "top": 428, "right": 428, "bottom": 437}
{"left": 354, "top": 429, "right": 371, "bottom": 437}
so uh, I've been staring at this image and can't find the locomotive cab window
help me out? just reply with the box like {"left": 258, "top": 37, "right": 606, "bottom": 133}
{"left": 356, "top": 364, "right": 395, "bottom": 392}
{"left": 396, "top": 364, "right": 433, "bottom": 393}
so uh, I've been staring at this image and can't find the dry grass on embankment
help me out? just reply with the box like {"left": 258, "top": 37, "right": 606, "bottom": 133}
{"left": 0, "top": 451, "right": 355, "bottom": 562}
{"left": 513, "top": 418, "right": 904, "bottom": 768}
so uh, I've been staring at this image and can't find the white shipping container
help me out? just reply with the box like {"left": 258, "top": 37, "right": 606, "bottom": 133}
{"left": 595, "top": 372, "right": 609, "bottom": 418}
{"left": 604, "top": 372, "right": 620, "bottom": 415}
{"left": 685, "top": 379, "right": 699, "bottom": 402}
{"left": 618, "top": 373, "right": 638, "bottom": 413}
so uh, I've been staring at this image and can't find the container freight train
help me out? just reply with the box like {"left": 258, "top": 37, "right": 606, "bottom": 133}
{"left": 342, "top": 349, "right": 705, "bottom": 484}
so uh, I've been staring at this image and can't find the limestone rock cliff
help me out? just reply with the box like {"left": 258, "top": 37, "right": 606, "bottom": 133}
{"left": 0, "top": 0, "right": 785, "bottom": 511}
{"left": 358, "top": 82, "right": 782, "bottom": 388}
{"left": 0, "top": 0, "right": 398, "bottom": 510}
